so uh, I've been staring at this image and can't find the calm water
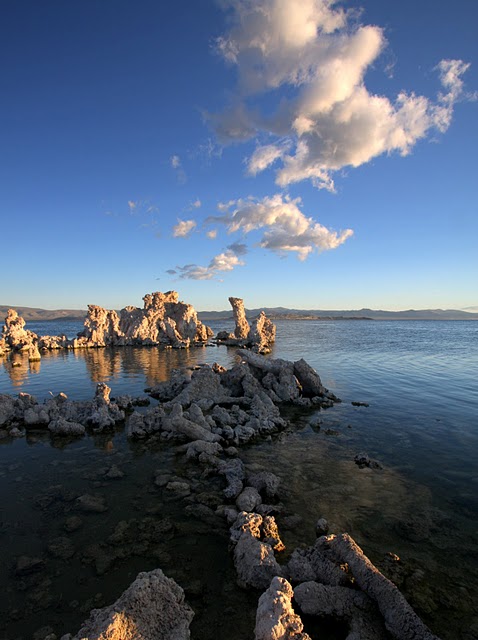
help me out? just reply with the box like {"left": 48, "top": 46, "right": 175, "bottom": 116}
{"left": 0, "top": 319, "right": 477, "bottom": 639}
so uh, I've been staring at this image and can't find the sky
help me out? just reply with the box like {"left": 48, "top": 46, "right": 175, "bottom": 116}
{"left": 1, "top": 0, "right": 477, "bottom": 312}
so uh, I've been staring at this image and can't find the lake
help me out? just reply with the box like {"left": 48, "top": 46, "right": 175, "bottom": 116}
{"left": 0, "top": 319, "right": 477, "bottom": 639}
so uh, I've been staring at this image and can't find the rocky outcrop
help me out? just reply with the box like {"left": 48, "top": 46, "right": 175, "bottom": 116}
{"left": 230, "top": 509, "right": 440, "bottom": 640}
{"left": 67, "top": 568, "right": 194, "bottom": 640}
{"left": 78, "top": 291, "right": 213, "bottom": 348}
{"left": 325, "top": 533, "right": 441, "bottom": 640}
{"left": 2, "top": 308, "right": 38, "bottom": 352}
{"left": 229, "top": 296, "right": 250, "bottom": 339}
{"left": 216, "top": 297, "right": 276, "bottom": 354}
{"left": 1, "top": 351, "right": 338, "bottom": 442}
{"left": 0, "top": 383, "right": 124, "bottom": 437}
{"left": 1, "top": 292, "right": 213, "bottom": 353}
{"left": 255, "top": 577, "right": 311, "bottom": 640}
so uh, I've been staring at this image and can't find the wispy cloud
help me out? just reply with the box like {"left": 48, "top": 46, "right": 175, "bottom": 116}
{"left": 208, "top": 193, "right": 352, "bottom": 260}
{"left": 173, "top": 248, "right": 245, "bottom": 281}
{"left": 170, "top": 154, "right": 187, "bottom": 183}
{"left": 211, "top": 0, "right": 472, "bottom": 190}
{"left": 172, "top": 218, "right": 197, "bottom": 238}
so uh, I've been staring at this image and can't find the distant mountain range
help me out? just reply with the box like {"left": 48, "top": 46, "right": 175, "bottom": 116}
{"left": 1, "top": 304, "right": 477, "bottom": 323}
{"left": 197, "top": 307, "right": 478, "bottom": 321}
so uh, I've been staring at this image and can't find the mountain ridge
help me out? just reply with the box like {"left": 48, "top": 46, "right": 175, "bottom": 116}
{"left": 1, "top": 304, "right": 477, "bottom": 323}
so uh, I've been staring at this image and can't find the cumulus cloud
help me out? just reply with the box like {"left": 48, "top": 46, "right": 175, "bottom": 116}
{"left": 172, "top": 218, "right": 197, "bottom": 238}
{"left": 174, "top": 249, "right": 245, "bottom": 280}
{"left": 192, "top": 199, "right": 202, "bottom": 208}
{"left": 213, "top": 0, "right": 471, "bottom": 189}
{"left": 206, "top": 229, "right": 218, "bottom": 239}
{"left": 170, "top": 155, "right": 181, "bottom": 169}
{"left": 208, "top": 193, "right": 352, "bottom": 260}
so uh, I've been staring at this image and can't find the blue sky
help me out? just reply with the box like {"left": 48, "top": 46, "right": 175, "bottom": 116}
{"left": 1, "top": 0, "right": 477, "bottom": 311}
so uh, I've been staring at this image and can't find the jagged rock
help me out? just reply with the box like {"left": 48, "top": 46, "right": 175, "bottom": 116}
{"left": 315, "top": 517, "right": 329, "bottom": 536}
{"left": 255, "top": 576, "right": 311, "bottom": 640}
{"left": 248, "top": 311, "right": 276, "bottom": 354}
{"left": 230, "top": 512, "right": 285, "bottom": 589}
{"left": 229, "top": 297, "right": 250, "bottom": 339}
{"left": 261, "top": 515, "right": 286, "bottom": 552}
{"left": 294, "top": 581, "right": 388, "bottom": 639}
{"left": 78, "top": 291, "right": 212, "bottom": 348}
{"left": 48, "top": 418, "right": 86, "bottom": 437}
{"left": 293, "top": 358, "right": 326, "bottom": 397}
{"left": 70, "top": 568, "right": 194, "bottom": 640}
{"left": 218, "top": 458, "right": 246, "bottom": 499}
{"left": 0, "top": 394, "right": 16, "bottom": 426}
{"left": 230, "top": 512, "right": 264, "bottom": 543}
{"left": 325, "top": 533, "right": 441, "bottom": 640}
{"left": 185, "top": 440, "right": 223, "bottom": 460}
{"left": 127, "top": 407, "right": 165, "bottom": 438}
{"left": 247, "top": 471, "right": 281, "bottom": 500}
{"left": 2, "top": 308, "right": 37, "bottom": 351}
{"left": 215, "top": 298, "right": 276, "bottom": 354}
{"left": 236, "top": 487, "right": 262, "bottom": 512}
{"left": 287, "top": 539, "right": 350, "bottom": 586}
{"left": 234, "top": 531, "right": 284, "bottom": 589}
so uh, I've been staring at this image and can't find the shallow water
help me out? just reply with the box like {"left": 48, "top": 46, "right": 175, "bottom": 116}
{"left": 0, "top": 319, "right": 477, "bottom": 639}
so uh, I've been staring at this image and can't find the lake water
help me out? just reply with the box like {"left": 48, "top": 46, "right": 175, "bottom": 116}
{"left": 0, "top": 319, "right": 477, "bottom": 639}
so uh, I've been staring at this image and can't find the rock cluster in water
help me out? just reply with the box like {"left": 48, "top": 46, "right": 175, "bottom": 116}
{"left": 0, "top": 345, "right": 441, "bottom": 639}
{"left": 215, "top": 297, "right": 276, "bottom": 354}
{"left": 0, "top": 351, "right": 336, "bottom": 441}
{"left": 0, "top": 292, "right": 277, "bottom": 359}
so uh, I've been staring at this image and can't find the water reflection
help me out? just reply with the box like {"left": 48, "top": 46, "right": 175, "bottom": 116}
{"left": 2, "top": 353, "right": 38, "bottom": 387}
{"left": 0, "top": 345, "right": 238, "bottom": 400}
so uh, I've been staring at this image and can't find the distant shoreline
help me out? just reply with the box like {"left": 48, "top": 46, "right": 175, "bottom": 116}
{"left": 1, "top": 305, "right": 477, "bottom": 323}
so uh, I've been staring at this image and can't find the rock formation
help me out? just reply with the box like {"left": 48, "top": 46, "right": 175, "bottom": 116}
{"left": 2, "top": 308, "right": 38, "bottom": 352}
{"left": 66, "top": 568, "right": 194, "bottom": 640}
{"left": 228, "top": 509, "right": 441, "bottom": 640}
{"left": 78, "top": 291, "right": 213, "bottom": 348}
{"left": 216, "top": 297, "right": 276, "bottom": 354}
{"left": 0, "top": 292, "right": 214, "bottom": 353}
{"left": 229, "top": 296, "right": 250, "bottom": 339}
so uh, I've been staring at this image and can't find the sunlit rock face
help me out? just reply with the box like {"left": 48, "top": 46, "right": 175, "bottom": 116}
{"left": 229, "top": 296, "right": 251, "bottom": 339}
{"left": 2, "top": 309, "right": 37, "bottom": 351}
{"left": 217, "top": 298, "right": 276, "bottom": 354}
{"left": 78, "top": 291, "right": 212, "bottom": 348}
{"left": 69, "top": 568, "right": 194, "bottom": 640}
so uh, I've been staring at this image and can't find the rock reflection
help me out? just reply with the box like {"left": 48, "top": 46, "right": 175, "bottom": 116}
{"left": 81, "top": 346, "right": 231, "bottom": 389}
{"left": 3, "top": 354, "right": 30, "bottom": 387}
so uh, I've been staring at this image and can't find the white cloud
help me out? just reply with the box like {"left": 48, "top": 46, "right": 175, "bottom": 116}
{"left": 174, "top": 249, "right": 245, "bottom": 280}
{"left": 192, "top": 199, "right": 202, "bottom": 208}
{"left": 172, "top": 218, "right": 197, "bottom": 238}
{"left": 170, "top": 155, "right": 181, "bottom": 169}
{"left": 247, "top": 142, "right": 289, "bottom": 175}
{"left": 208, "top": 193, "right": 352, "bottom": 260}
{"left": 213, "top": 0, "right": 471, "bottom": 189}
{"left": 206, "top": 229, "right": 218, "bottom": 239}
